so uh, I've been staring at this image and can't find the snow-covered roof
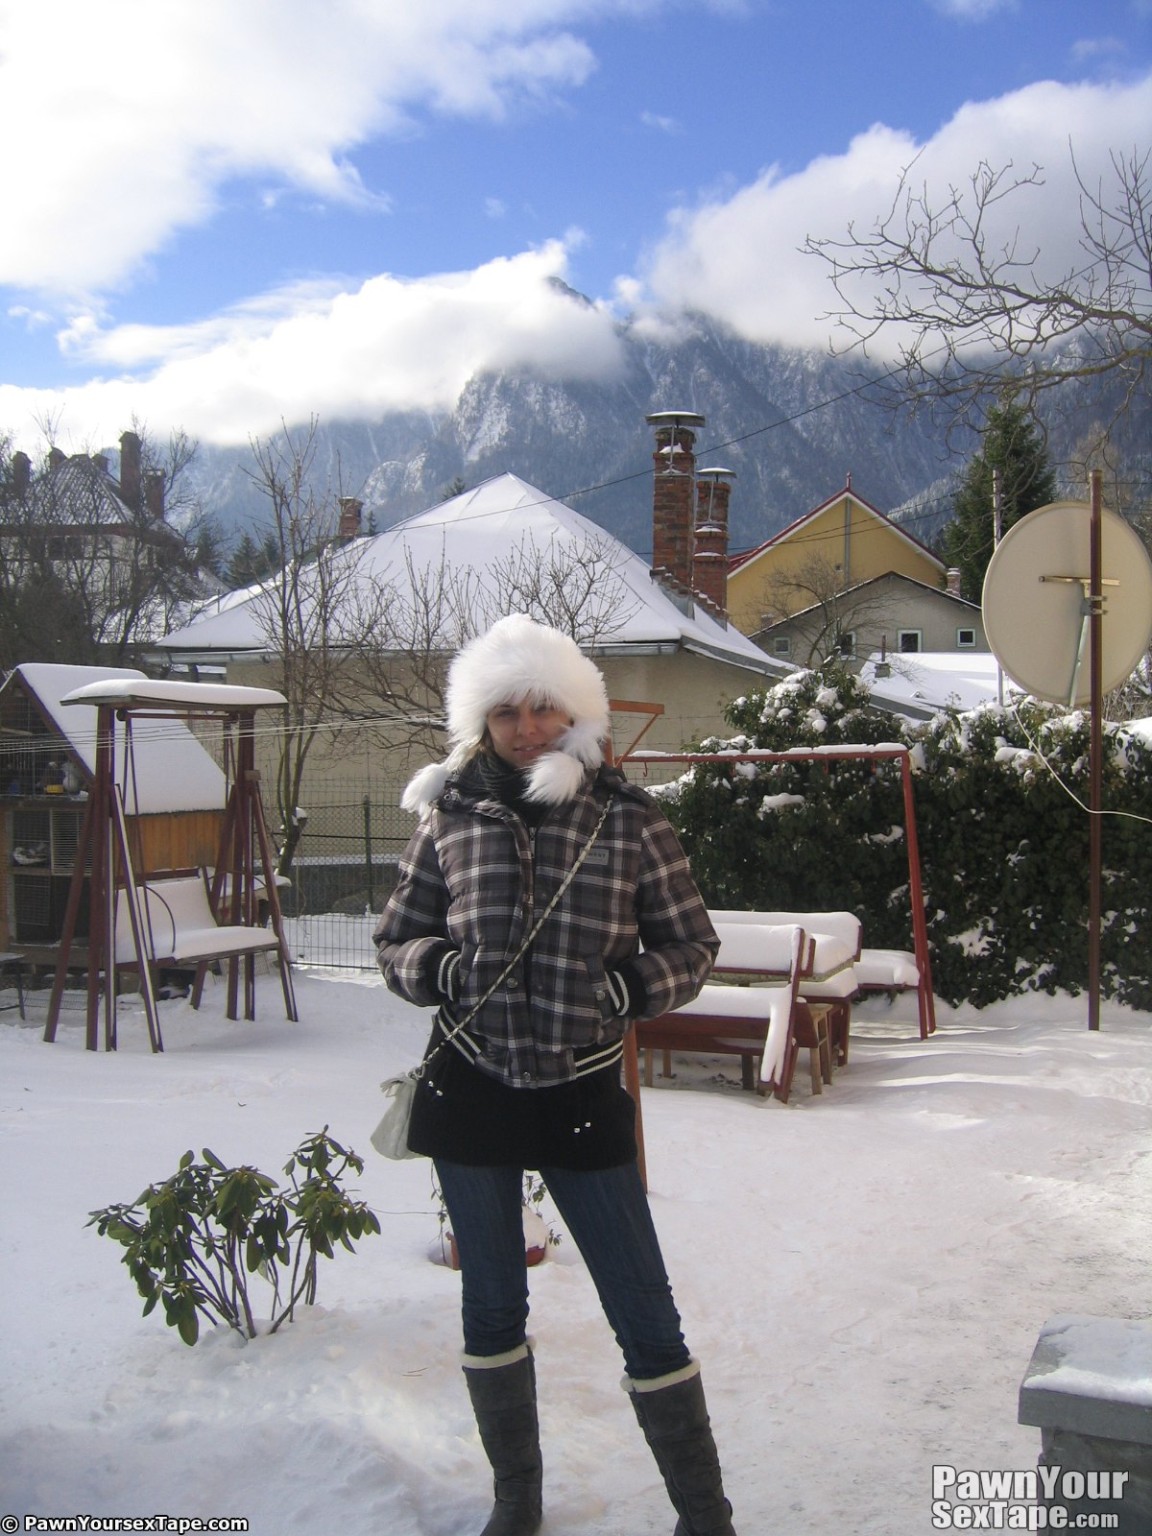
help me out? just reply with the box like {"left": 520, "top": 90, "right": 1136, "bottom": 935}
{"left": 860, "top": 652, "right": 1022, "bottom": 716}
{"left": 157, "top": 473, "right": 786, "bottom": 678}
{"left": 62, "top": 678, "right": 286, "bottom": 712}
{"left": 9, "top": 663, "right": 229, "bottom": 814}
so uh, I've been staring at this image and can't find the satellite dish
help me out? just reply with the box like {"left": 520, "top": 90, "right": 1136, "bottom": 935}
{"left": 982, "top": 500, "right": 1152, "bottom": 706}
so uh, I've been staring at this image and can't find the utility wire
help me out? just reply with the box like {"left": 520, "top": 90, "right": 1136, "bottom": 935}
{"left": 1006, "top": 700, "right": 1152, "bottom": 829}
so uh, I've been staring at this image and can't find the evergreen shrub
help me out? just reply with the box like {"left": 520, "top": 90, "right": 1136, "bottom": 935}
{"left": 658, "top": 668, "right": 1152, "bottom": 1009}
{"left": 88, "top": 1128, "right": 380, "bottom": 1345}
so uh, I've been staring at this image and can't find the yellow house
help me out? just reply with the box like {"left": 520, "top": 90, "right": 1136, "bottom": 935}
{"left": 727, "top": 480, "right": 947, "bottom": 637}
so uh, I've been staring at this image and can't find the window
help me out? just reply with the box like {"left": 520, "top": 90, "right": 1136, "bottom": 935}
{"left": 898, "top": 630, "right": 922, "bottom": 654}
{"left": 771, "top": 636, "right": 791, "bottom": 657}
{"left": 957, "top": 628, "right": 976, "bottom": 648}
{"left": 6, "top": 804, "right": 88, "bottom": 943}
{"left": 836, "top": 631, "right": 856, "bottom": 659}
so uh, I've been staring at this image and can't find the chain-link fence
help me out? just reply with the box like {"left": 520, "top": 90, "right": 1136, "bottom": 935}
{"left": 273, "top": 762, "right": 688, "bottom": 970}
{"left": 278, "top": 791, "right": 411, "bottom": 969}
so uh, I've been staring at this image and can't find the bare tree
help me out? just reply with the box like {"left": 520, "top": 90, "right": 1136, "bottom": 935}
{"left": 479, "top": 528, "right": 638, "bottom": 643}
{"left": 805, "top": 146, "right": 1152, "bottom": 438}
{"left": 344, "top": 529, "right": 638, "bottom": 761}
{"left": 241, "top": 422, "right": 393, "bottom": 873}
{"left": 756, "top": 556, "right": 904, "bottom": 667}
{"left": 237, "top": 425, "right": 640, "bottom": 874}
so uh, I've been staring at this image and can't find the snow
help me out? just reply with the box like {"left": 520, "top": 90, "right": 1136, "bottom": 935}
{"left": 1024, "top": 1316, "right": 1152, "bottom": 1409}
{"left": 159, "top": 472, "right": 783, "bottom": 677}
{"left": 860, "top": 652, "right": 1023, "bottom": 716}
{"left": 2, "top": 971, "right": 1150, "bottom": 1534}
{"left": 11, "top": 663, "right": 229, "bottom": 814}
{"left": 62, "top": 678, "right": 286, "bottom": 712}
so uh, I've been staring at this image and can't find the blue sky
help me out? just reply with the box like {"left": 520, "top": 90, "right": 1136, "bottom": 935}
{"left": 0, "top": 0, "right": 1148, "bottom": 454}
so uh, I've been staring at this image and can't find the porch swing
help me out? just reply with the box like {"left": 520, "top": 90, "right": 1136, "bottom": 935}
{"left": 42, "top": 678, "right": 297, "bottom": 1052}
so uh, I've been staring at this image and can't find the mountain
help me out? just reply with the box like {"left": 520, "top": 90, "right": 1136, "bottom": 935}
{"left": 180, "top": 310, "right": 1146, "bottom": 561}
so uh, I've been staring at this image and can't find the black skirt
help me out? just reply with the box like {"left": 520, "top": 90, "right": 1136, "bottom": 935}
{"left": 407, "top": 1036, "right": 638, "bottom": 1171}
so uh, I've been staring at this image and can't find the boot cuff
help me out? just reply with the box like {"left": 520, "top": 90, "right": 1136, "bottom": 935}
{"left": 623, "top": 1357, "right": 701, "bottom": 1394}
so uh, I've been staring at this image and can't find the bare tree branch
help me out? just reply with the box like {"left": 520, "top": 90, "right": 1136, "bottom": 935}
{"left": 805, "top": 145, "right": 1152, "bottom": 438}
{"left": 757, "top": 557, "right": 904, "bottom": 667}
{"left": 240, "top": 425, "right": 639, "bottom": 874}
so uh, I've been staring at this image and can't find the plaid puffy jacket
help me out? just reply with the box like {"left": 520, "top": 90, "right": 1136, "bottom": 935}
{"left": 374, "top": 766, "right": 718, "bottom": 1088}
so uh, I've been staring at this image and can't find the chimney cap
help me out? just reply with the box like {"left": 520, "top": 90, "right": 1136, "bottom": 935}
{"left": 646, "top": 410, "right": 705, "bottom": 429}
{"left": 697, "top": 466, "right": 736, "bottom": 480}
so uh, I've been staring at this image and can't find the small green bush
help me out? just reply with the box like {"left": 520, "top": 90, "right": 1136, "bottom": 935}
{"left": 88, "top": 1128, "right": 381, "bottom": 1345}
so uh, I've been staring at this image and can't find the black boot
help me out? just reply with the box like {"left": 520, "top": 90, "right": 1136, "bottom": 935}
{"left": 626, "top": 1362, "right": 736, "bottom": 1536}
{"left": 462, "top": 1345, "right": 543, "bottom": 1536}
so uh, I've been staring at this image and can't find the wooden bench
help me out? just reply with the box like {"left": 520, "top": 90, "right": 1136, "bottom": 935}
{"left": 708, "top": 909, "right": 861, "bottom": 1067}
{"left": 710, "top": 907, "right": 934, "bottom": 1038}
{"left": 114, "top": 870, "right": 295, "bottom": 1023}
{"left": 635, "top": 923, "right": 833, "bottom": 1103}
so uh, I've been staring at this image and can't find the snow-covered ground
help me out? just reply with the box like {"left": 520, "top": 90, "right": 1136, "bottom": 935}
{"left": 2, "top": 968, "right": 1149, "bottom": 1534}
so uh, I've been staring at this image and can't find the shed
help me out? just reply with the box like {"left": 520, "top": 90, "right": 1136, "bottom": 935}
{"left": 0, "top": 663, "right": 230, "bottom": 955}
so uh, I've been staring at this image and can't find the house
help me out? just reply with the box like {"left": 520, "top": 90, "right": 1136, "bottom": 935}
{"left": 755, "top": 570, "right": 988, "bottom": 667}
{"left": 0, "top": 663, "right": 229, "bottom": 954}
{"left": 153, "top": 414, "right": 792, "bottom": 817}
{"left": 0, "top": 432, "right": 213, "bottom": 666}
{"left": 726, "top": 480, "right": 950, "bottom": 639}
{"left": 2, "top": 431, "right": 175, "bottom": 574}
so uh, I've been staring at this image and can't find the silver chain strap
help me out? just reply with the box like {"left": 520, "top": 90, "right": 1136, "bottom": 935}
{"left": 413, "top": 793, "right": 615, "bottom": 1079}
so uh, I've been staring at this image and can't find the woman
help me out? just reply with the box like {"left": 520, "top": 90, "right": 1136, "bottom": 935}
{"left": 374, "top": 614, "right": 737, "bottom": 1536}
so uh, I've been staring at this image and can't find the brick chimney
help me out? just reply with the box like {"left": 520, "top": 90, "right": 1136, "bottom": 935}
{"left": 647, "top": 410, "right": 704, "bottom": 593}
{"left": 119, "top": 430, "right": 143, "bottom": 511}
{"left": 338, "top": 497, "right": 363, "bottom": 540}
{"left": 11, "top": 451, "right": 31, "bottom": 499}
{"left": 144, "top": 471, "right": 165, "bottom": 520}
{"left": 946, "top": 567, "right": 962, "bottom": 597}
{"left": 693, "top": 468, "right": 734, "bottom": 619}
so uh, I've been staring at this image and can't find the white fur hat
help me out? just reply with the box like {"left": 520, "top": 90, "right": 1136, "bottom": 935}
{"left": 402, "top": 615, "right": 612, "bottom": 813}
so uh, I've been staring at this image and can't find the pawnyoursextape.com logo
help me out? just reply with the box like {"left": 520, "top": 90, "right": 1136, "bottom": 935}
{"left": 932, "top": 1465, "right": 1128, "bottom": 1530}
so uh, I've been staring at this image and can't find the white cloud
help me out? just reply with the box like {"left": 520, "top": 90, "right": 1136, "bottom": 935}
{"left": 0, "top": 0, "right": 638, "bottom": 296}
{"left": 3, "top": 21, "right": 1148, "bottom": 459}
{"left": 0, "top": 243, "right": 625, "bottom": 449}
{"left": 930, "top": 0, "right": 1016, "bottom": 18}
{"left": 1070, "top": 35, "right": 1127, "bottom": 62}
{"left": 634, "top": 71, "right": 1152, "bottom": 355}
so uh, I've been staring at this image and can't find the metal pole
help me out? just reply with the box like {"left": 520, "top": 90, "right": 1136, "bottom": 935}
{"left": 993, "top": 467, "right": 1004, "bottom": 706}
{"left": 362, "top": 796, "right": 375, "bottom": 912}
{"left": 1088, "top": 471, "right": 1103, "bottom": 1030}
{"left": 900, "top": 752, "right": 937, "bottom": 1038}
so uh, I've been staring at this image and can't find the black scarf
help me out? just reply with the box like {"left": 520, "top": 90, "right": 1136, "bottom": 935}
{"left": 473, "top": 751, "right": 551, "bottom": 827}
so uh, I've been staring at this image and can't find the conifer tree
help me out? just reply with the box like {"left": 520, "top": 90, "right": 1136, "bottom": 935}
{"left": 225, "top": 531, "right": 263, "bottom": 589}
{"left": 942, "top": 395, "right": 1058, "bottom": 600}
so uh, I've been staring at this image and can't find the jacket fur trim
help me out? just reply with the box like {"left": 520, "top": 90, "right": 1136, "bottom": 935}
{"left": 403, "top": 718, "right": 610, "bottom": 817}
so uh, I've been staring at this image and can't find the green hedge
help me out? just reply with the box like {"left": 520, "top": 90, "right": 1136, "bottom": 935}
{"left": 657, "top": 668, "right": 1152, "bottom": 1009}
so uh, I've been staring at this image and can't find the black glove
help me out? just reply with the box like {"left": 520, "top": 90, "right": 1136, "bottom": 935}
{"left": 604, "top": 963, "right": 646, "bottom": 1018}
{"left": 425, "top": 943, "right": 461, "bottom": 1003}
